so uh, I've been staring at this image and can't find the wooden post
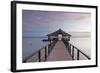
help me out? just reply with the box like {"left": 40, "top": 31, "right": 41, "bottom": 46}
{"left": 69, "top": 44, "right": 71, "bottom": 54}
{"left": 38, "top": 51, "right": 41, "bottom": 62}
{"left": 48, "top": 44, "right": 50, "bottom": 54}
{"left": 72, "top": 46, "right": 74, "bottom": 60}
{"left": 47, "top": 45, "right": 49, "bottom": 56}
{"left": 67, "top": 43, "right": 71, "bottom": 55}
{"left": 77, "top": 50, "right": 79, "bottom": 60}
{"left": 50, "top": 40, "right": 52, "bottom": 44}
{"left": 45, "top": 46, "right": 47, "bottom": 61}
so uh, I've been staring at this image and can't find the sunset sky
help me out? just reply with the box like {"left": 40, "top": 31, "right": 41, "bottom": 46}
{"left": 22, "top": 10, "right": 91, "bottom": 37}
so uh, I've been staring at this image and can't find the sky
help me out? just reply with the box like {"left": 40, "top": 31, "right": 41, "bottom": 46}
{"left": 22, "top": 10, "right": 91, "bottom": 37}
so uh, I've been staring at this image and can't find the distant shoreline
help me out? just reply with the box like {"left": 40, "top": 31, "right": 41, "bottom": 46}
{"left": 23, "top": 36, "right": 91, "bottom": 38}
{"left": 23, "top": 32, "right": 91, "bottom": 38}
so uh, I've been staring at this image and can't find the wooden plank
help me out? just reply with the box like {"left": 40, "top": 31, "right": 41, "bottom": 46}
{"left": 47, "top": 41, "right": 72, "bottom": 61}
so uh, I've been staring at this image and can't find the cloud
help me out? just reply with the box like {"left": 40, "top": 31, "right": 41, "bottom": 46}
{"left": 22, "top": 10, "right": 91, "bottom": 36}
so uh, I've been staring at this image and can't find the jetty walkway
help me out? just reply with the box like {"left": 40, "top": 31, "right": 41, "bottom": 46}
{"left": 23, "top": 29, "right": 90, "bottom": 63}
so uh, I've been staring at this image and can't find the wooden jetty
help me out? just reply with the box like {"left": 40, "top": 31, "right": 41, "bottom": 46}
{"left": 23, "top": 29, "right": 90, "bottom": 63}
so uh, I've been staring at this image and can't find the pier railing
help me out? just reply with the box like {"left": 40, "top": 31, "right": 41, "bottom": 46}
{"left": 62, "top": 39, "right": 91, "bottom": 60}
{"left": 23, "top": 40, "right": 57, "bottom": 63}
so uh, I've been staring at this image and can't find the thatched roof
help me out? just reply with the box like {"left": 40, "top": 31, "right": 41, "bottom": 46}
{"left": 47, "top": 29, "right": 71, "bottom": 37}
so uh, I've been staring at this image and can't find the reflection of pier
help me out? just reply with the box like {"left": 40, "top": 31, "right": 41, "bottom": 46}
{"left": 23, "top": 29, "right": 90, "bottom": 63}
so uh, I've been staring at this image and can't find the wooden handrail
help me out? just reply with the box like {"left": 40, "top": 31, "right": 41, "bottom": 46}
{"left": 69, "top": 43, "right": 91, "bottom": 60}
{"left": 23, "top": 40, "right": 57, "bottom": 63}
{"left": 62, "top": 39, "right": 91, "bottom": 60}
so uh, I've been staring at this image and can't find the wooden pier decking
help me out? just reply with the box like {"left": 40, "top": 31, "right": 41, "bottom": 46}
{"left": 47, "top": 40, "right": 72, "bottom": 61}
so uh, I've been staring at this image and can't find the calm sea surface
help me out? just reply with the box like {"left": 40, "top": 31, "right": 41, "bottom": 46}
{"left": 22, "top": 37, "right": 49, "bottom": 59}
{"left": 70, "top": 37, "right": 91, "bottom": 60}
{"left": 22, "top": 36, "right": 91, "bottom": 60}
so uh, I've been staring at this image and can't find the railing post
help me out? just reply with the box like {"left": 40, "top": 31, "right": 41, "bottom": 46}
{"left": 69, "top": 44, "right": 71, "bottom": 54}
{"left": 45, "top": 46, "right": 47, "bottom": 61}
{"left": 48, "top": 44, "right": 50, "bottom": 54}
{"left": 38, "top": 51, "right": 41, "bottom": 62}
{"left": 47, "top": 45, "right": 49, "bottom": 56}
{"left": 72, "top": 46, "right": 74, "bottom": 60}
{"left": 77, "top": 50, "right": 79, "bottom": 60}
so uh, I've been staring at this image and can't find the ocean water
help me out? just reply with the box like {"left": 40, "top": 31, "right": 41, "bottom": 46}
{"left": 22, "top": 37, "right": 49, "bottom": 60}
{"left": 22, "top": 36, "right": 91, "bottom": 61}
